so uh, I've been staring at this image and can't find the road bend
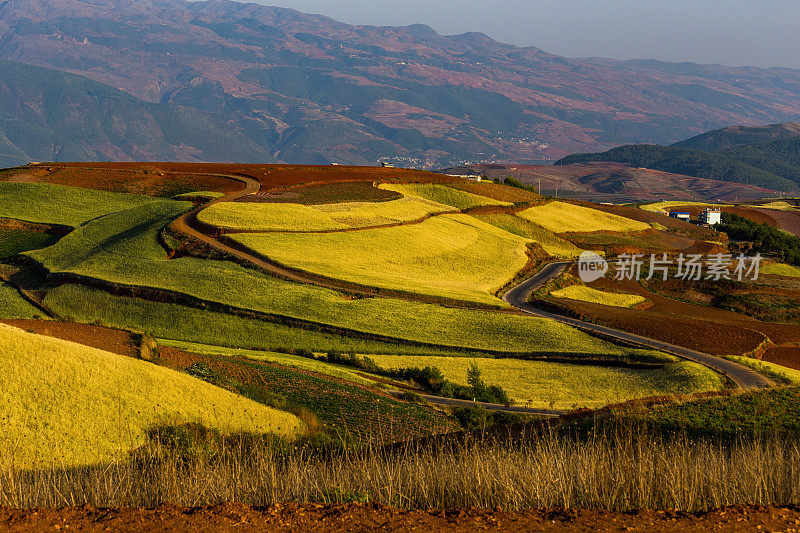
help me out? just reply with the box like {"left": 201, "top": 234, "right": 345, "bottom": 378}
{"left": 503, "top": 262, "right": 772, "bottom": 389}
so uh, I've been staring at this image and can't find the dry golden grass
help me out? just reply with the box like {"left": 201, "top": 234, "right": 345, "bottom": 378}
{"left": 549, "top": 285, "right": 647, "bottom": 308}
{"left": 639, "top": 201, "right": 730, "bottom": 214}
{"left": 1, "top": 424, "right": 799, "bottom": 512}
{"left": 518, "top": 201, "right": 651, "bottom": 233}
{"left": 0, "top": 325, "right": 302, "bottom": 469}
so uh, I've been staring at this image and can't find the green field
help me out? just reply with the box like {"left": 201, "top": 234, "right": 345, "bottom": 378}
{"left": 550, "top": 285, "right": 647, "bottom": 308}
{"left": 518, "top": 201, "right": 652, "bottom": 234}
{"left": 472, "top": 213, "right": 583, "bottom": 257}
{"left": 29, "top": 203, "right": 666, "bottom": 357}
{"left": 197, "top": 196, "right": 454, "bottom": 232}
{"left": 0, "top": 325, "right": 302, "bottom": 468}
{"left": 0, "top": 283, "right": 42, "bottom": 319}
{"left": 0, "top": 229, "right": 59, "bottom": 259}
{"left": 233, "top": 214, "right": 529, "bottom": 305}
{"left": 0, "top": 182, "right": 156, "bottom": 227}
{"left": 379, "top": 183, "right": 511, "bottom": 209}
{"left": 367, "top": 355, "right": 725, "bottom": 410}
{"left": 635, "top": 387, "right": 800, "bottom": 436}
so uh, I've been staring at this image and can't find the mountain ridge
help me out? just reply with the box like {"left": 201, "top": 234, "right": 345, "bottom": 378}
{"left": 1, "top": 0, "right": 800, "bottom": 167}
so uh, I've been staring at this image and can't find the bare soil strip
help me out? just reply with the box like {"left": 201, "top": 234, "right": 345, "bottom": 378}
{"left": 1, "top": 503, "right": 798, "bottom": 532}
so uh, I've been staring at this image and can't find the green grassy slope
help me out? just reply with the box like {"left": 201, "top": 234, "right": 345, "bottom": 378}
{"left": 0, "top": 182, "right": 156, "bottom": 227}
{"left": 0, "top": 229, "right": 59, "bottom": 259}
{"left": 556, "top": 144, "right": 799, "bottom": 192}
{"left": 0, "top": 324, "right": 302, "bottom": 468}
{"left": 0, "top": 283, "right": 42, "bottom": 319}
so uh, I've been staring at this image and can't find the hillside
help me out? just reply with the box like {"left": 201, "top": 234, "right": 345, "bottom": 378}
{"left": 1, "top": 0, "right": 800, "bottom": 167}
{"left": 554, "top": 144, "right": 800, "bottom": 192}
{"left": 673, "top": 122, "right": 800, "bottom": 151}
{"left": 0, "top": 324, "right": 302, "bottom": 468}
{"left": 0, "top": 60, "right": 274, "bottom": 166}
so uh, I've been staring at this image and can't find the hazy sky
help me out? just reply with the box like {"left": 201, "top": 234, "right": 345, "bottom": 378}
{"left": 255, "top": 0, "right": 800, "bottom": 69}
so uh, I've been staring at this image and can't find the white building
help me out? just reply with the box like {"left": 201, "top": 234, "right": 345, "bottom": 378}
{"left": 699, "top": 209, "right": 722, "bottom": 225}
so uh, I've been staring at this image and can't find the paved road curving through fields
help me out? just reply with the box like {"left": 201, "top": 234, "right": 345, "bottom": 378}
{"left": 503, "top": 262, "right": 773, "bottom": 389}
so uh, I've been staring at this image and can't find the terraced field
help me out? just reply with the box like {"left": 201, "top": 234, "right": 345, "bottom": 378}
{"left": 518, "top": 201, "right": 651, "bottom": 234}
{"left": 549, "top": 286, "right": 647, "bottom": 308}
{"left": 762, "top": 262, "right": 800, "bottom": 277}
{"left": 472, "top": 213, "right": 583, "bottom": 257}
{"left": 0, "top": 229, "right": 59, "bottom": 259}
{"left": 444, "top": 180, "right": 541, "bottom": 203}
{"left": 232, "top": 214, "right": 530, "bottom": 305}
{"left": 28, "top": 198, "right": 666, "bottom": 357}
{"left": 0, "top": 182, "right": 155, "bottom": 227}
{"left": 197, "top": 196, "right": 455, "bottom": 232}
{"left": 379, "top": 183, "right": 512, "bottom": 209}
{"left": 154, "top": 346, "right": 458, "bottom": 442}
{"left": 0, "top": 325, "right": 302, "bottom": 468}
{"left": 0, "top": 283, "right": 42, "bottom": 319}
{"left": 367, "top": 354, "right": 725, "bottom": 410}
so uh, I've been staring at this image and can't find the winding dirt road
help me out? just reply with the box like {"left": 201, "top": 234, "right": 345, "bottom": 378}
{"left": 502, "top": 262, "right": 773, "bottom": 389}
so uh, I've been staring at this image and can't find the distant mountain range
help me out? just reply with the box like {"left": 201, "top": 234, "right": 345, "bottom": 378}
{"left": 2, "top": 0, "right": 800, "bottom": 168}
{"left": 555, "top": 123, "right": 800, "bottom": 193}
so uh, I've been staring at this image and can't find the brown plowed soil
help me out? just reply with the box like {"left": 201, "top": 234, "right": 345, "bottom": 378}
{"left": 2, "top": 503, "right": 800, "bottom": 532}
{"left": 2, "top": 163, "right": 453, "bottom": 196}
{"left": 0, "top": 319, "right": 139, "bottom": 358}
{"left": 544, "top": 272, "right": 800, "bottom": 356}
{"left": 763, "top": 346, "right": 800, "bottom": 370}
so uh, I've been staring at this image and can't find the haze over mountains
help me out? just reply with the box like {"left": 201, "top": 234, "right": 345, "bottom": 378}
{"left": 2, "top": 0, "right": 800, "bottom": 169}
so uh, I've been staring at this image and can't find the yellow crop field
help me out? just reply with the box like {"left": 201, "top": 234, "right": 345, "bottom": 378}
{"left": 368, "top": 355, "right": 724, "bottom": 410}
{"left": 0, "top": 325, "right": 302, "bottom": 468}
{"left": 232, "top": 214, "right": 530, "bottom": 305}
{"left": 640, "top": 201, "right": 730, "bottom": 214}
{"left": 762, "top": 262, "right": 800, "bottom": 278}
{"left": 197, "top": 197, "right": 455, "bottom": 232}
{"left": 472, "top": 213, "right": 582, "bottom": 257}
{"left": 379, "top": 183, "right": 512, "bottom": 209}
{"left": 518, "top": 201, "right": 651, "bottom": 234}
{"left": 726, "top": 356, "right": 800, "bottom": 385}
{"left": 550, "top": 285, "right": 647, "bottom": 308}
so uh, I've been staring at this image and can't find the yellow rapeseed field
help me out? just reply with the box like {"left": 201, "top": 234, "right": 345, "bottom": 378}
{"left": 367, "top": 355, "right": 724, "bottom": 410}
{"left": 378, "top": 183, "right": 512, "bottom": 209}
{"left": 233, "top": 214, "right": 530, "bottom": 305}
{"left": 550, "top": 285, "right": 647, "bottom": 308}
{"left": 197, "top": 197, "right": 455, "bottom": 232}
{"left": 518, "top": 201, "right": 651, "bottom": 234}
{"left": 762, "top": 262, "right": 800, "bottom": 278}
{"left": 639, "top": 201, "right": 730, "bottom": 214}
{"left": 0, "top": 325, "right": 303, "bottom": 468}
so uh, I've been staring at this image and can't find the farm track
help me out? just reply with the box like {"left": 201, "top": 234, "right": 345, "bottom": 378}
{"left": 384, "top": 390, "right": 565, "bottom": 416}
{"left": 503, "top": 263, "right": 773, "bottom": 389}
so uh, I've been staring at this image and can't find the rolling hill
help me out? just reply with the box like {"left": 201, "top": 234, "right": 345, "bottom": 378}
{"left": 1, "top": 0, "right": 800, "bottom": 168}
{"left": 554, "top": 122, "right": 800, "bottom": 193}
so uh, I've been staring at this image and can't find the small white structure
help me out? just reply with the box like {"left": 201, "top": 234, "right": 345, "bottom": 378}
{"left": 700, "top": 208, "right": 722, "bottom": 225}
{"left": 380, "top": 162, "right": 395, "bottom": 168}
{"left": 446, "top": 174, "right": 482, "bottom": 182}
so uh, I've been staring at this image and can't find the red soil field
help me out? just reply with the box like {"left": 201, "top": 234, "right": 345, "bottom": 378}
{"left": 1, "top": 163, "right": 454, "bottom": 196}
{"left": 763, "top": 346, "right": 800, "bottom": 370}
{"left": 543, "top": 272, "right": 800, "bottom": 356}
{"left": 0, "top": 319, "right": 139, "bottom": 358}
{"left": 1, "top": 503, "right": 798, "bottom": 532}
